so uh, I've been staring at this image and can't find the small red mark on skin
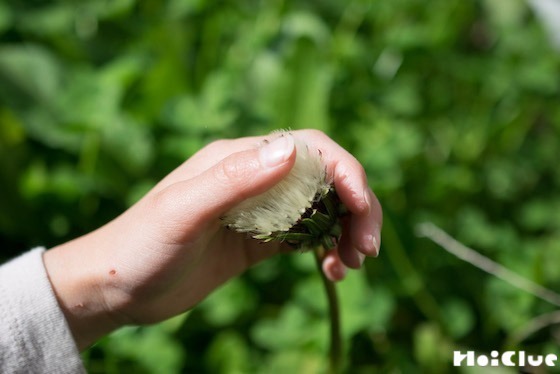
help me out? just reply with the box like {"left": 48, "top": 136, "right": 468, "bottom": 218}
{"left": 109, "top": 269, "right": 117, "bottom": 275}
{"left": 74, "top": 303, "right": 84, "bottom": 308}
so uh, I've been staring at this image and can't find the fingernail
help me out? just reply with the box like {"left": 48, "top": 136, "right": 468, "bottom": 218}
{"left": 372, "top": 225, "right": 381, "bottom": 257}
{"left": 358, "top": 252, "right": 366, "bottom": 266}
{"left": 372, "top": 237, "right": 379, "bottom": 257}
{"left": 259, "top": 135, "right": 294, "bottom": 168}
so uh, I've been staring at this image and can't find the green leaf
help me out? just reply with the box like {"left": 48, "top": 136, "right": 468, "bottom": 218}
{"left": 441, "top": 299, "right": 475, "bottom": 339}
{"left": 205, "top": 330, "right": 251, "bottom": 374}
{"left": 0, "top": 45, "right": 61, "bottom": 106}
{"left": 338, "top": 271, "right": 395, "bottom": 338}
{"left": 199, "top": 278, "right": 257, "bottom": 326}
{"left": 251, "top": 303, "right": 327, "bottom": 351}
{"left": 0, "top": 2, "right": 13, "bottom": 34}
{"left": 413, "top": 323, "right": 453, "bottom": 370}
{"left": 104, "top": 325, "right": 184, "bottom": 373}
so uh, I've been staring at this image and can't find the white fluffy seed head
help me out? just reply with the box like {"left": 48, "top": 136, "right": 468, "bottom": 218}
{"left": 222, "top": 131, "right": 331, "bottom": 235}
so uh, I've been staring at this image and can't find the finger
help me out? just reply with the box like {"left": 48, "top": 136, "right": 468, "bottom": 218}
{"left": 350, "top": 188, "right": 382, "bottom": 257}
{"left": 174, "top": 137, "right": 265, "bottom": 177}
{"left": 295, "top": 130, "right": 382, "bottom": 256}
{"left": 337, "top": 218, "right": 365, "bottom": 269}
{"left": 295, "top": 129, "right": 379, "bottom": 267}
{"left": 322, "top": 249, "right": 347, "bottom": 282}
{"left": 296, "top": 129, "right": 370, "bottom": 216}
{"left": 154, "top": 134, "right": 297, "bottom": 229}
{"left": 150, "top": 136, "right": 266, "bottom": 195}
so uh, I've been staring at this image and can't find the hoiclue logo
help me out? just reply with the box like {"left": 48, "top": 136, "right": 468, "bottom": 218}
{"left": 454, "top": 351, "right": 558, "bottom": 367}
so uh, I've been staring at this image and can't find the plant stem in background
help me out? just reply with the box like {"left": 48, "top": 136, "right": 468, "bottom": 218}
{"left": 314, "top": 246, "right": 342, "bottom": 374}
{"left": 416, "top": 222, "right": 560, "bottom": 307}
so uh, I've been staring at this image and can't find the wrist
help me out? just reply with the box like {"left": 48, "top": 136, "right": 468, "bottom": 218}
{"left": 43, "top": 238, "right": 123, "bottom": 351}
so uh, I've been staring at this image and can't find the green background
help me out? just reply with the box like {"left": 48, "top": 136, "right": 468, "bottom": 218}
{"left": 1, "top": 0, "right": 560, "bottom": 372}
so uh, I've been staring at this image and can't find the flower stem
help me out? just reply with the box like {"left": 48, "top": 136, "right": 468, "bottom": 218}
{"left": 313, "top": 246, "right": 342, "bottom": 374}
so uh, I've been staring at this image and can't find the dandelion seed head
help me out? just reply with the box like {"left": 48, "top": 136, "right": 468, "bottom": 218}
{"left": 222, "top": 131, "right": 331, "bottom": 235}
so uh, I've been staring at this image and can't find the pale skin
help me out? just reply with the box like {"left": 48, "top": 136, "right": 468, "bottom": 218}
{"left": 43, "top": 129, "right": 383, "bottom": 351}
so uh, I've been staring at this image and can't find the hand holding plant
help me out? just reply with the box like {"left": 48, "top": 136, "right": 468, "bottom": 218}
{"left": 43, "top": 129, "right": 383, "bottom": 363}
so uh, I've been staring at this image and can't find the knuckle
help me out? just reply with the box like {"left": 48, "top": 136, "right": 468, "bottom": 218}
{"left": 149, "top": 185, "right": 179, "bottom": 217}
{"left": 146, "top": 184, "right": 197, "bottom": 240}
{"left": 214, "top": 155, "right": 256, "bottom": 188}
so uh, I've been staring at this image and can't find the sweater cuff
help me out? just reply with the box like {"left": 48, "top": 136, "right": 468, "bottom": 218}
{"left": 0, "top": 248, "right": 86, "bottom": 374}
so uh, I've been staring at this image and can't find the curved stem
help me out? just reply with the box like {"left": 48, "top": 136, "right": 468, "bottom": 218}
{"left": 314, "top": 247, "right": 342, "bottom": 374}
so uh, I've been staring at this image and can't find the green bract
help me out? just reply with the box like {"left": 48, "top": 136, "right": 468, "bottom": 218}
{"left": 253, "top": 186, "right": 345, "bottom": 250}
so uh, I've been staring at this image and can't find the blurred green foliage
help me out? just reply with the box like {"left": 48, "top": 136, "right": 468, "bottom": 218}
{"left": 1, "top": 0, "right": 560, "bottom": 372}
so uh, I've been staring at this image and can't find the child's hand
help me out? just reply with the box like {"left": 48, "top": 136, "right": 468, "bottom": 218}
{"left": 43, "top": 130, "right": 382, "bottom": 350}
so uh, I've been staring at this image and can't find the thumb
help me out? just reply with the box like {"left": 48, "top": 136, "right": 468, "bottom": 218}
{"left": 155, "top": 134, "right": 296, "bottom": 227}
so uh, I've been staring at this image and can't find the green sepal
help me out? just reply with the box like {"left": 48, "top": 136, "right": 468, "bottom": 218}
{"left": 251, "top": 185, "right": 346, "bottom": 251}
{"left": 321, "top": 235, "right": 336, "bottom": 250}
{"left": 301, "top": 217, "right": 323, "bottom": 236}
{"left": 311, "top": 211, "right": 334, "bottom": 230}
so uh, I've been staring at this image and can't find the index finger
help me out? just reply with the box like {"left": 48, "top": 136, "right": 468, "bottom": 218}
{"left": 294, "top": 129, "right": 382, "bottom": 257}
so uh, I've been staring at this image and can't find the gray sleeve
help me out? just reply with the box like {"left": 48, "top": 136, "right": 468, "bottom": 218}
{"left": 0, "top": 248, "right": 86, "bottom": 374}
